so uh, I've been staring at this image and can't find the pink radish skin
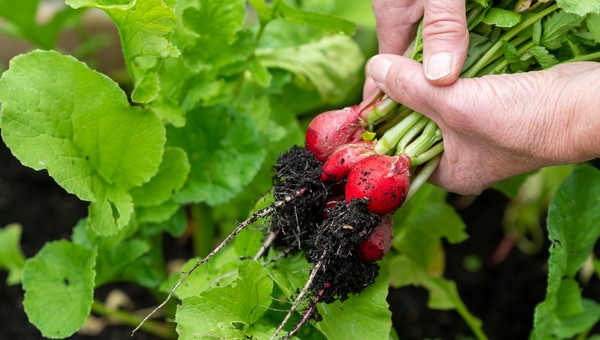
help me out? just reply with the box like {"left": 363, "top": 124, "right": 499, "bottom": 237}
{"left": 345, "top": 154, "right": 411, "bottom": 215}
{"left": 358, "top": 214, "right": 393, "bottom": 262}
{"left": 321, "top": 142, "right": 376, "bottom": 183}
{"left": 305, "top": 107, "right": 365, "bottom": 162}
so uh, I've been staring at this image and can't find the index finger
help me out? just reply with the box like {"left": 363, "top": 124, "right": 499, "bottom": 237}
{"left": 373, "top": 0, "right": 424, "bottom": 54}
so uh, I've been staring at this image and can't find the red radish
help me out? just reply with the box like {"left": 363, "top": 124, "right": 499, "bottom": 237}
{"left": 305, "top": 107, "right": 365, "bottom": 162}
{"left": 358, "top": 214, "right": 393, "bottom": 262}
{"left": 321, "top": 142, "right": 376, "bottom": 183}
{"left": 345, "top": 154, "right": 411, "bottom": 215}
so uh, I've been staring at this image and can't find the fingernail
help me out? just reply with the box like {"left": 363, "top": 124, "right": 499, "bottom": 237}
{"left": 425, "top": 52, "right": 453, "bottom": 81}
{"left": 367, "top": 56, "right": 391, "bottom": 83}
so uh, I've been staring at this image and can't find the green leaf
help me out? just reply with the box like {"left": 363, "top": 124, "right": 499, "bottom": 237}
{"left": 66, "top": 0, "right": 133, "bottom": 9}
{"left": 483, "top": 8, "right": 522, "bottom": 28}
{"left": 557, "top": 0, "right": 600, "bottom": 16}
{"left": 71, "top": 219, "right": 151, "bottom": 286}
{"left": 554, "top": 299, "right": 600, "bottom": 338}
{"left": 130, "top": 147, "right": 190, "bottom": 206}
{"left": 67, "top": 0, "right": 180, "bottom": 103}
{"left": 167, "top": 105, "right": 266, "bottom": 206}
{"left": 248, "top": 0, "right": 272, "bottom": 24}
{"left": 160, "top": 246, "right": 239, "bottom": 299}
{"left": 0, "top": 224, "right": 26, "bottom": 285}
{"left": 181, "top": 0, "right": 248, "bottom": 71}
{"left": 493, "top": 171, "right": 532, "bottom": 198}
{"left": 530, "top": 45, "right": 560, "bottom": 69}
{"left": 316, "top": 266, "right": 392, "bottom": 340}
{"left": 136, "top": 200, "right": 180, "bottom": 224}
{"left": 22, "top": 241, "right": 96, "bottom": 339}
{"left": 267, "top": 254, "right": 311, "bottom": 298}
{"left": 541, "top": 10, "right": 585, "bottom": 50}
{"left": 393, "top": 184, "right": 467, "bottom": 269}
{"left": 175, "top": 260, "right": 273, "bottom": 339}
{"left": 0, "top": 50, "right": 166, "bottom": 235}
{"left": 277, "top": 2, "right": 356, "bottom": 35}
{"left": 533, "top": 166, "right": 600, "bottom": 339}
{"left": 257, "top": 35, "right": 364, "bottom": 104}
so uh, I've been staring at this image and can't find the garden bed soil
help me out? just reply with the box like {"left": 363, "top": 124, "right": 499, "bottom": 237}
{"left": 2, "top": 140, "right": 599, "bottom": 339}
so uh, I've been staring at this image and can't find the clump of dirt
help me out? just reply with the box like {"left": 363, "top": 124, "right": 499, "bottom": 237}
{"left": 270, "top": 145, "right": 329, "bottom": 252}
{"left": 306, "top": 199, "right": 381, "bottom": 303}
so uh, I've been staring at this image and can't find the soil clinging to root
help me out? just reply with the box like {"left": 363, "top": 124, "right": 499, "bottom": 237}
{"left": 268, "top": 146, "right": 382, "bottom": 304}
{"left": 270, "top": 145, "right": 328, "bottom": 252}
{"left": 306, "top": 199, "right": 381, "bottom": 303}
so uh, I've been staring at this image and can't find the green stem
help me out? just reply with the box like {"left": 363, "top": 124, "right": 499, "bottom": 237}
{"left": 403, "top": 120, "right": 442, "bottom": 158}
{"left": 478, "top": 40, "right": 536, "bottom": 76}
{"left": 463, "top": 4, "right": 559, "bottom": 78}
{"left": 91, "top": 300, "right": 176, "bottom": 339}
{"left": 405, "top": 155, "right": 441, "bottom": 202}
{"left": 409, "top": 142, "right": 444, "bottom": 167}
{"left": 363, "top": 97, "right": 399, "bottom": 129}
{"left": 189, "top": 203, "right": 216, "bottom": 257}
{"left": 562, "top": 51, "right": 600, "bottom": 64}
{"left": 375, "top": 106, "right": 413, "bottom": 135}
{"left": 375, "top": 111, "right": 423, "bottom": 155}
{"left": 397, "top": 116, "right": 429, "bottom": 152}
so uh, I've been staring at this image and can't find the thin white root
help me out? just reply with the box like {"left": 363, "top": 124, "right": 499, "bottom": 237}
{"left": 132, "top": 194, "right": 298, "bottom": 336}
{"left": 271, "top": 253, "right": 325, "bottom": 340}
{"left": 254, "top": 230, "right": 279, "bottom": 261}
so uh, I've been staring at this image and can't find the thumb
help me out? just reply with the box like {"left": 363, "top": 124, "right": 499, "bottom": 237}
{"left": 422, "top": 0, "right": 469, "bottom": 85}
{"left": 366, "top": 54, "right": 440, "bottom": 119}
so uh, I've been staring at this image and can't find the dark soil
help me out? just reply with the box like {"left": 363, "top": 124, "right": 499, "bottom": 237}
{"left": 3, "top": 138, "right": 598, "bottom": 340}
{"left": 271, "top": 145, "right": 328, "bottom": 253}
{"left": 306, "top": 199, "right": 380, "bottom": 304}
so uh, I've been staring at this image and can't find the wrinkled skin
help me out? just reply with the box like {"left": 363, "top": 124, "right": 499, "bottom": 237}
{"left": 367, "top": 59, "right": 600, "bottom": 195}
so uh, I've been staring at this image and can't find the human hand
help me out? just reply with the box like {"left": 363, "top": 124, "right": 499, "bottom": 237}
{"left": 367, "top": 55, "right": 600, "bottom": 195}
{"left": 367, "top": 0, "right": 469, "bottom": 91}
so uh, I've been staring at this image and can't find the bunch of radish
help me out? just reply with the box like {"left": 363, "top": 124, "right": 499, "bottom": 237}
{"left": 263, "top": 89, "right": 444, "bottom": 339}
{"left": 137, "top": 29, "right": 445, "bottom": 340}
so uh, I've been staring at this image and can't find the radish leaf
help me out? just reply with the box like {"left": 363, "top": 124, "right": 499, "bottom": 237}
{"left": 167, "top": 105, "right": 265, "bottom": 206}
{"left": 22, "top": 241, "right": 96, "bottom": 339}
{"left": 0, "top": 50, "right": 166, "bottom": 235}
{"left": 175, "top": 260, "right": 273, "bottom": 339}
{"left": 483, "top": 7, "right": 522, "bottom": 28}
{"left": 533, "top": 166, "right": 600, "bottom": 338}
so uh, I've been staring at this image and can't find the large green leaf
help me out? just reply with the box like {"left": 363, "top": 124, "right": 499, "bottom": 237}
{"left": 22, "top": 241, "right": 96, "bottom": 339}
{"left": 167, "top": 105, "right": 266, "bottom": 206}
{"left": 0, "top": 224, "right": 26, "bottom": 285}
{"left": 533, "top": 166, "right": 600, "bottom": 339}
{"left": 0, "top": 50, "right": 166, "bottom": 235}
{"left": 175, "top": 260, "right": 273, "bottom": 339}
